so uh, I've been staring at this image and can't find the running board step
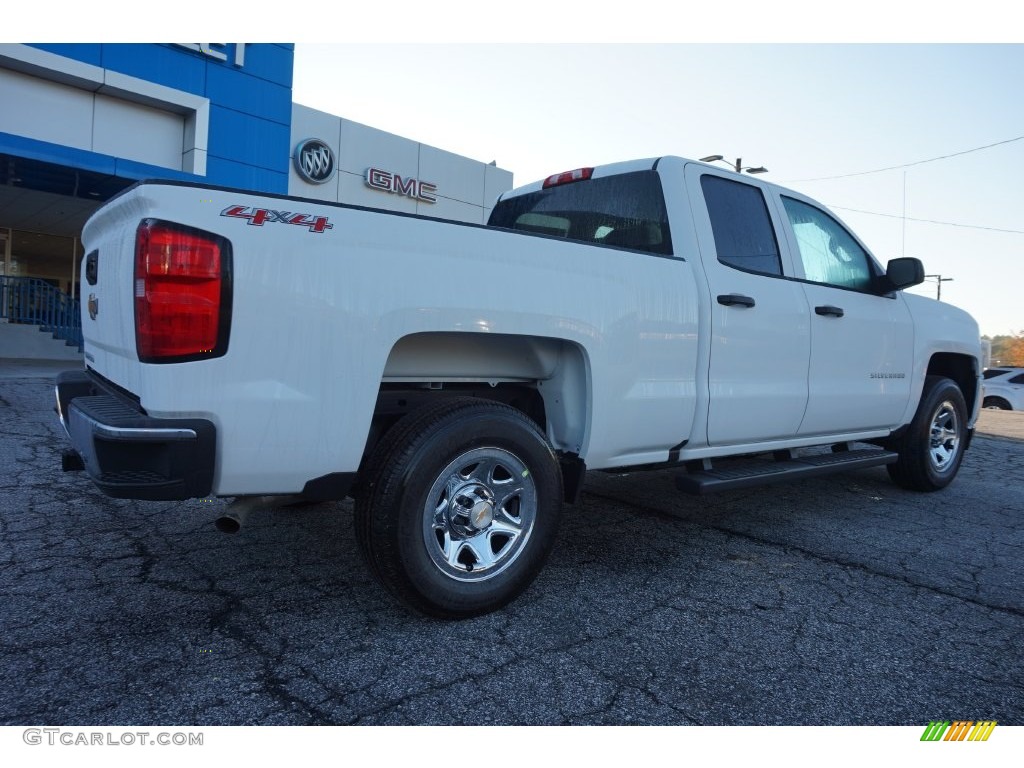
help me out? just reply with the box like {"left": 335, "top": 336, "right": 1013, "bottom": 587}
{"left": 676, "top": 448, "right": 898, "bottom": 495}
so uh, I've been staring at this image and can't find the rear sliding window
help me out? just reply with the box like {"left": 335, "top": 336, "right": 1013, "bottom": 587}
{"left": 487, "top": 170, "right": 673, "bottom": 256}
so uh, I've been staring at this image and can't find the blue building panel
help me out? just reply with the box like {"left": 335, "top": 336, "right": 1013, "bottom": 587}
{"left": 205, "top": 64, "right": 291, "bottom": 125}
{"left": 1, "top": 132, "right": 199, "bottom": 189}
{"left": 235, "top": 43, "right": 295, "bottom": 88}
{"left": 9, "top": 43, "right": 295, "bottom": 195}
{"left": 204, "top": 156, "right": 288, "bottom": 194}
{"left": 113, "top": 157, "right": 197, "bottom": 183}
{"left": 207, "top": 105, "right": 292, "bottom": 170}
{"left": 0, "top": 132, "right": 118, "bottom": 177}
{"left": 99, "top": 44, "right": 208, "bottom": 95}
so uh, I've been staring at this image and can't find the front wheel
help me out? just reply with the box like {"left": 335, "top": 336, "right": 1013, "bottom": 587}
{"left": 354, "top": 398, "right": 563, "bottom": 618}
{"left": 887, "top": 376, "right": 968, "bottom": 491}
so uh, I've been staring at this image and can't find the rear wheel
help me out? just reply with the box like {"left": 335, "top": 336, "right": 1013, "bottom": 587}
{"left": 887, "top": 376, "right": 968, "bottom": 491}
{"left": 354, "top": 398, "right": 563, "bottom": 618}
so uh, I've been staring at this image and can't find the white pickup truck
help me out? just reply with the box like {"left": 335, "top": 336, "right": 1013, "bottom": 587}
{"left": 56, "top": 156, "right": 982, "bottom": 616}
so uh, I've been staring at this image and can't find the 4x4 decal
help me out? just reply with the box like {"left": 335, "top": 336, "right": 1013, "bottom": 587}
{"left": 221, "top": 205, "right": 333, "bottom": 234}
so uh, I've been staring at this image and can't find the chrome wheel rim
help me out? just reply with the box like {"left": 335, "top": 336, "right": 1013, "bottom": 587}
{"left": 929, "top": 400, "right": 961, "bottom": 472}
{"left": 422, "top": 447, "right": 537, "bottom": 582}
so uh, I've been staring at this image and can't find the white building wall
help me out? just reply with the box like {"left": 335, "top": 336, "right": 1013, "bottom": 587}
{"left": 0, "top": 45, "right": 210, "bottom": 175}
{"left": 0, "top": 69, "right": 98, "bottom": 150}
{"left": 92, "top": 93, "right": 187, "bottom": 169}
{"left": 289, "top": 103, "right": 513, "bottom": 224}
{"left": 0, "top": 66, "right": 189, "bottom": 173}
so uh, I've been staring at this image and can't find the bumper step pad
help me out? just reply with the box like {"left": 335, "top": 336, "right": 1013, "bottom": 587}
{"left": 62, "top": 390, "right": 216, "bottom": 500}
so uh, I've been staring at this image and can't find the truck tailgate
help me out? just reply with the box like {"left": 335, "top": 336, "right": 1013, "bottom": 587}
{"left": 80, "top": 186, "right": 155, "bottom": 393}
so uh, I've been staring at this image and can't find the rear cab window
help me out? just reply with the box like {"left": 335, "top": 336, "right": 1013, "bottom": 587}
{"left": 700, "top": 175, "right": 783, "bottom": 276}
{"left": 487, "top": 170, "right": 673, "bottom": 256}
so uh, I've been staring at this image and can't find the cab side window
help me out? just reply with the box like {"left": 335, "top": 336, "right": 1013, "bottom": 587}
{"left": 782, "top": 197, "right": 874, "bottom": 291}
{"left": 701, "top": 175, "right": 783, "bottom": 276}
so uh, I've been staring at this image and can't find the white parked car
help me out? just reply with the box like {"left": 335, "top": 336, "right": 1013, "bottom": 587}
{"left": 982, "top": 367, "right": 1024, "bottom": 410}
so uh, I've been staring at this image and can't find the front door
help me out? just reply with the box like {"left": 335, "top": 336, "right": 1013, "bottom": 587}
{"left": 776, "top": 195, "right": 914, "bottom": 435}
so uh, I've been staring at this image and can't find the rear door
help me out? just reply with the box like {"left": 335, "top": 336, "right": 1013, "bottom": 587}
{"left": 686, "top": 167, "right": 810, "bottom": 446}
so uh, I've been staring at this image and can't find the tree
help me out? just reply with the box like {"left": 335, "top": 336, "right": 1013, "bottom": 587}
{"left": 986, "top": 333, "right": 1024, "bottom": 367}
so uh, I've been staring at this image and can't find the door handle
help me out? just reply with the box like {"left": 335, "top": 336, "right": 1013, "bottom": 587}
{"left": 815, "top": 305, "right": 844, "bottom": 318}
{"left": 717, "top": 293, "right": 756, "bottom": 308}
{"left": 85, "top": 251, "right": 98, "bottom": 286}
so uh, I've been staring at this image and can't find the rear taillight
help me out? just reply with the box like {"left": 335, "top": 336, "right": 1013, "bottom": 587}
{"left": 134, "top": 219, "right": 231, "bottom": 363}
{"left": 542, "top": 167, "right": 594, "bottom": 189}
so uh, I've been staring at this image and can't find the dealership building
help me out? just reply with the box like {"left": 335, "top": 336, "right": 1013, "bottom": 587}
{"left": 0, "top": 43, "right": 513, "bottom": 304}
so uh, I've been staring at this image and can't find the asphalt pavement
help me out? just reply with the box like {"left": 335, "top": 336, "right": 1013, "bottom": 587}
{"left": 1, "top": 363, "right": 1021, "bottom": 725}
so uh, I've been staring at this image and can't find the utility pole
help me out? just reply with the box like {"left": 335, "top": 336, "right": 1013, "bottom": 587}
{"left": 925, "top": 274, "right": 954, "bottom": 301}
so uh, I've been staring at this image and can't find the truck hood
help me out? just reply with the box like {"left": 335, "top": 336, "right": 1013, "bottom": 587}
{"left": 902, "top": 293, "right": 980, "bottom": 360}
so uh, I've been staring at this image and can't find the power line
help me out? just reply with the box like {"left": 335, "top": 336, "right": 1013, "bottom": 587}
{"left": 830, "top": 205, "right": 1024, "bottom": 235}
{"left": 787, "top": 135, "right": 1024, "bottom": 182}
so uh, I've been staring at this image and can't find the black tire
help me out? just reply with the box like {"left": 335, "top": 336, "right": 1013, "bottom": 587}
{"left": 354, "top": 397, "right": 563, "bottom": 618}
{"left": 886, "top": 376, "right": 968, "bottom": 492}
{"left": 982, "top": 397, "right": 1011, "bottom": 411}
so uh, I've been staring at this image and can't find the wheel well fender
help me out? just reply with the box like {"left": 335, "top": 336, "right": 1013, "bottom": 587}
{"left": 926, "top": 353, "right": 979, "bottom": 415}
{"left": 379, "top": 331, "right": 591, "bottom": 455}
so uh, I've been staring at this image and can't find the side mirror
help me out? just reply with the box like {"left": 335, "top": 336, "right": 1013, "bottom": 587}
{"left": 884, "top": 257, "right": 925, "bottom": 291}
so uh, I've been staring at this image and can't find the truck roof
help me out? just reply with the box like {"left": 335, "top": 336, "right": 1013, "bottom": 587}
{"left": 497, "top": 157, "right": 663, "bottom": 202}
{"left": 497, "top": 155, "right": 800, "bottom": 204}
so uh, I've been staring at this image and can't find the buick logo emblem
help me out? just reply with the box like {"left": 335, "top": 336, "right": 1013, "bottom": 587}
{"left": 294, "top": 139, "right": 335, "bottom": 184}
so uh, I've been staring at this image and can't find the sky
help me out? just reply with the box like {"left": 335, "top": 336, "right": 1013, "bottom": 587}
{"left": 6, "top": 3, "right": 1021, "bottom": 337}
{"left": 291, "top": 43, "right": 1024, "bottom": 338}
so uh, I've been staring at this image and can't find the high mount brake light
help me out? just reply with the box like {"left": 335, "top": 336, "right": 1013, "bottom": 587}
{"left": 134, "top": 220, "right": 231, "bottom": 363}
{"left": 542, "top": 167, "right": 594, "bottom": 189}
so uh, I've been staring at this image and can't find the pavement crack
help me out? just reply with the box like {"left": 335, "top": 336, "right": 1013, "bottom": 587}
{"left": 583, "top": 488, "right": 1024, "bottom": 619}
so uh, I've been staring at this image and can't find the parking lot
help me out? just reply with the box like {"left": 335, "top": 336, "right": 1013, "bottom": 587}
{"left": 1, "top": 363, "right": 1022, "bottom": 725}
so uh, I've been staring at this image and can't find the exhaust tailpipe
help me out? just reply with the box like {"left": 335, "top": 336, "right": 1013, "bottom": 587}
{"left": 62, "top": 449, "right": 85, "bottom": 472}
{"left": 214, "top": 495, "right": 306, "bottom": 534}
{"left": 214, "top": 508, "right": 248, "bottom": 534}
